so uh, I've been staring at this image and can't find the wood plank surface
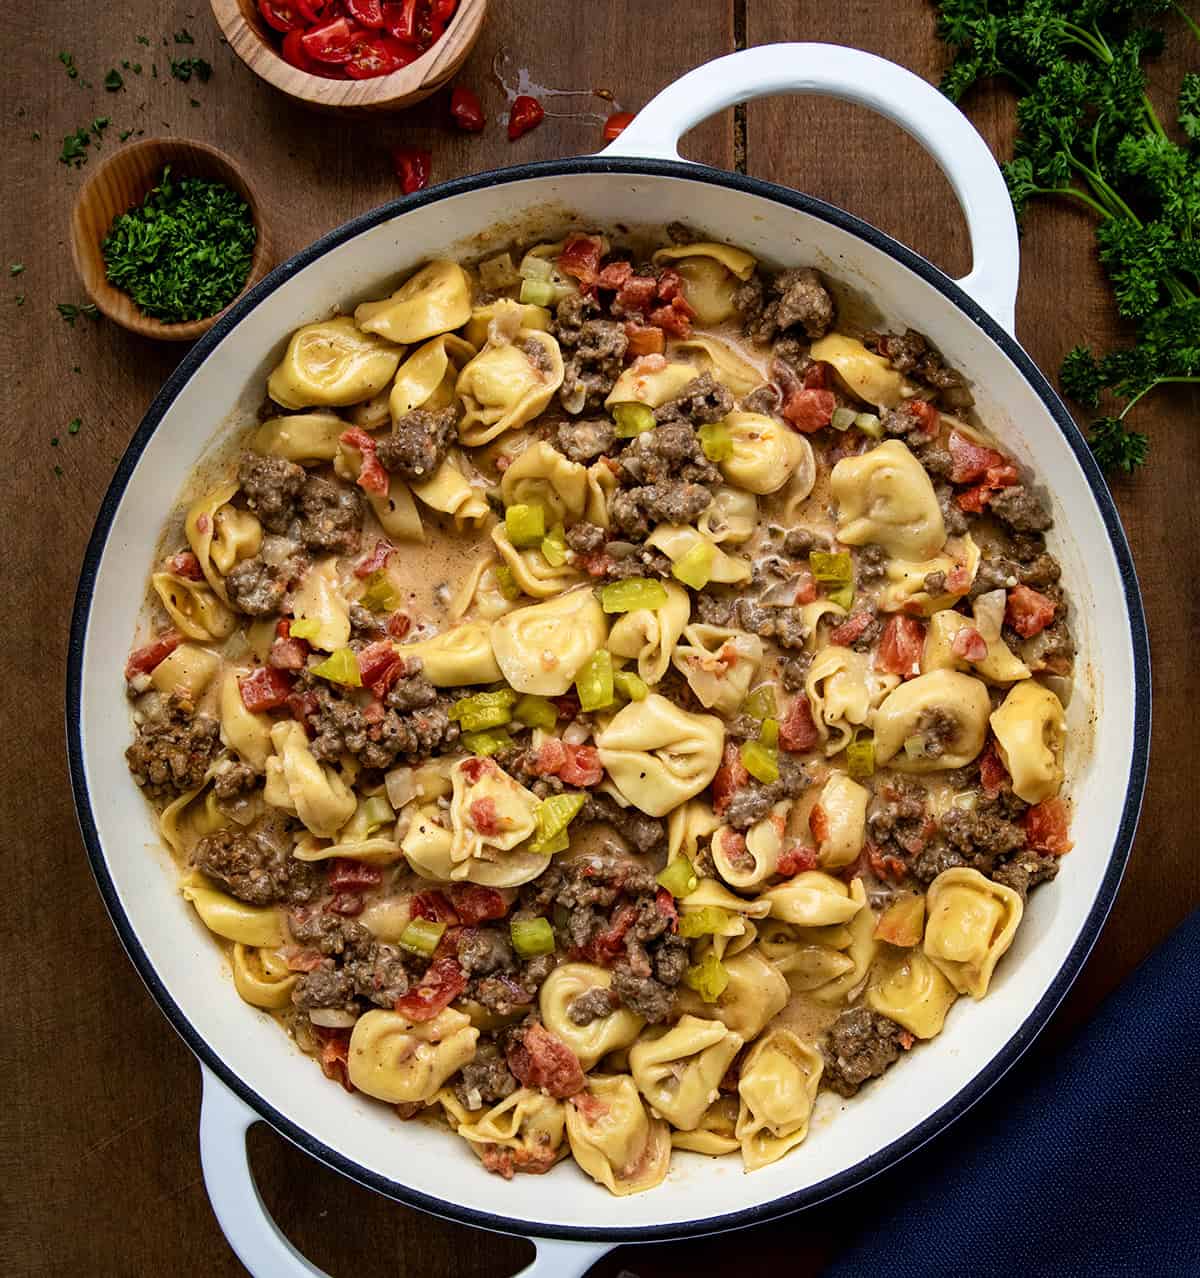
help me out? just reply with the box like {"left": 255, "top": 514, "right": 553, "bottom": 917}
{"left": 1, "top": 1, "right": 1196, "bottom": 1275}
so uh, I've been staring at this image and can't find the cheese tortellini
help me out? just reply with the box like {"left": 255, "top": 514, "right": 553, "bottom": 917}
{"left": 607, "top": 581, "right": 691, "bottom": 686}
{"left": 232, "top": 944, "right": 298, "bottom": 1010}
{"left": 676, "top": 948, "right": 789, "bottom": 1041}
{"left": 267, "top": 316, "right": 403, "bottom": 409}
{"left": 831, "top": 439, "right": 946, "bottom": 561}
{"left": 645, "top": 524, "right": 751, "bottom": 585}
{"left": 806, "top": 645, "right": 898, "bottom": 755}
{"left": 606, "top": 358, "right": 698, "bottom": 410}
{"left": 290, "top": 557, "right": 351, "bottom": 652}
{"left": 989, "top": 681, "right": 1066, "bottom": 803}
{"left": 595, "top": 694, "right": 724, "bottom": 817}
{"left": 652, "top": 241, "right": 756, "bottom": 324}
{"left": 152, "top": 572, "right": 236, "bottom": 642}
{"left": 760, "top": 871, "right": 864, "bottom": 928}
{"left": 718, "top": 411, "right": 814, "bottom": 496}
{"left": 629, "top": 1016, "right": 744, "bottom": 1131}
{"left": 397, "top": 621, "right": 503, "bottom": 686}
{"left": 185, "top": 483, "right": 262, "bottom": 602}
{"left": 735, "top": 1029, "right": 823, "bottom": 1170}
{"left": 389, "top": 333, "right": 477, "bottom": 421}
{"left": 565, "top": 1075, "right": 671, "bottom": 1196}
{"left": 182, "top": 876, "right": 284, "bottom": 947}
{"left": 457, "top": 329, "right": 565, "bottom": 446}
{"left": 810, "top": 333, "right": 917, "bottom": 409}
{"left": 354, "top": 260, "right": 473, "bottom": 344}
{"left": 812, "top": 773, "right": 869, "bottom": 869}
{"left": 540, "top": 964, "right": 644, "bottom": 1069}
{"left": 491, "top": 588, "right": 608, "bottom": 695}
{"left": 867, "top": 948, "right": 958, "bottom": 1040}
{"left": 263, "top": 720, "right": 356, "bottom": 837}
{"left": 347, "top": 1007, "right": 479, "bottom": 1104}
{"left": 218, "top": 668, "right": 273, "bottom": 771}
{"left": 498, "top": 440, "right": 589, "bottom": 526}
{"left": 924, "top": 868, "right": 1024, "bottom": 999}
{"left": 872, "top": 670, "right": 991, "bottom": 771}
{"left": 670, "top": 624, "right": 762, "bottom": 714}
{"left": 710, "top": 804, "right": 788, "bottom": 892}
{"left": 253, "top": 411, "right": 346, "bottom": 463}
{"left": 443, "top": 757, "right": 546, "bottom": 887}
{"left": 455, "top": 1088, "right": 568, "bottom": 1173}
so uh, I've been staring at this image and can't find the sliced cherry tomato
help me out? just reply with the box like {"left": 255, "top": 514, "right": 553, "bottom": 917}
{"left": 346, "top": 0, "right": 387, "bottom": 27}
{"left": 281, "top": 25, "right": 319, "bottom": 70}
{"left": 295, "top": 0, "right": 331, "bottom": 20}
{"left": 238, "top": 666, "right": 293, "bottom": 712}
{"left": 1005, "top": 584, "right": 1057, "bottom": 638}
{"left": 301, "top": 17, "right": 358, "bottom": 63}
{"left": 383, "top": 0, "right": 420, "bottom": 41}
{"left": 125, "top": 631, "right": 182, "bottom": 682}
{"left": 392, "top": 144, "right": 431, "bottom": 193}
{"left": 603, "top": 110, "right": 635, "bottom": 141}
{"left": 258, "top": 0, "right": 306, "bottom": 32}
{"left": 345, "top": 32, "right": 417, "bottom": 78}
{"left": 508, "top": 94, "right": 545, "bottom": 140}
{"left": 876, "top": 615, "right": 927, "bottom": 678}
{"left": 428, "top": 0, "right": 457, "bottom": 40}
{"left": 393, "top": 956, "right": 467, "bottom": 1021}
{"left": 450, "top": 85, "right": 486, "bottom": 131}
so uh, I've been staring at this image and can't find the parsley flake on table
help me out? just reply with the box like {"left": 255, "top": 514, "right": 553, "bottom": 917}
{"left": 57, "top": 302, "right": 99, "bottom": 326}
{"left": 10, "top": 263, "right": 24, "bottom": 277}
{"left": 59, "top": 127, "right": 91, "bottom": 167}
{"left": 59, "top": 51, "right": 78, "bottom": 79}
{"left": 175, "top": 29, "right": 195, "bottom": 44}
{"left": 15, "top": 295, "right": 25, "bottom": 306}
{"left": 935, "top": 0, "right": 1200, "bottom": 475}
{"left": 170, "top": 56, "right": 213, "bottom": 83}
{"left": 104, "top": 68, "right": 123, "bottom": 92}
{"left": 136, "top": 34, "right": 150, "bottom": 45}
{"left": 68, "top": 418, "right": 82, "bottom": 435}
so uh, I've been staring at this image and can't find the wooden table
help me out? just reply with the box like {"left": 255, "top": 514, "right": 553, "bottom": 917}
{"left": 4, "top": 2, "right": 1197, "bottom": 1274}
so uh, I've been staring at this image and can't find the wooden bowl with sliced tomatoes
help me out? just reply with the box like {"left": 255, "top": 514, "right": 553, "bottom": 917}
{"left": 210, "top": 0, "right": 488, "bottom": 114}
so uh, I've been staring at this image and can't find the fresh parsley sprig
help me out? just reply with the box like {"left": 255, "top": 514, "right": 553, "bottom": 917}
{"left": 935, "top": 0, "right": 1200, "bottom": 473}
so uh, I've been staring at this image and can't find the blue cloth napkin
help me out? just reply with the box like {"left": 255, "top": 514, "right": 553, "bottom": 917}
{"left": 821, "top": 909, "right": 1200, "bottom": 1278}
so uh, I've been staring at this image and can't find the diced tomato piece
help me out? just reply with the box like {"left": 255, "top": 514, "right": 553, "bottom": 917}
{"left": 295, "top": 0, "right": 330, "bottom": 20}
{"left": 532, "top": 739, "right": 568, "bottom": 776}
{"left": 469, "top": 796, "right": 500, "bottom": 836}
{"left": 460, "top": 756, "right": 489, "bottom": 784}
{"left": 328, "top": 891, "right": 366, "bottom": 917}
{"left": 393, "top": 956, "right": 467, "bottom": 1021}
{"left": 314, "top": 1027, "right": 354, "bottom": 1092}
{"left": 1023, "top": 798, "right": 1073, "bottom": 856}
{"left": 712, "top": 741, "right": 751, "bottom": 815}
{"left": 410, "top": 890, "right": 459, "bottom": 924}
{"left": 572, "top": 1091, "right": 611, "bottom": 1122}
{"left": 329, "top": 858, "right": 384, "bottom": 892}
{"left": 552, "top": 692, "right": 580, "bottom": 719}
{"left": 655, "top": 887, "right": 679, "bottom": 931}
{"left": 557, "top": 235, "right": 604, "bottom": 289}
{"left": 978, "top": 740, "right": 1009, "bottom": 799}
{"left": 559, "top": 744, "right": 603, "bottom": 788}
{"left": 655, "top": 269, "right": 685, "bottom": 302}
{"left": 782, "top": 387, "right": 836, "bottom": 433}
{"left": 866, "top": 844, "right": 908, "bottom": 882}
{"left": 383, "top": 0, "right": 419, "bottom": 40}
{"left": 447, "top": 884, "right": 509, "bottom": 925}
{"left": 283, "top": 946, "right": 324, "bottom": 973}
{"left": 355, "top": 538, "right": 394, "bottom": 578}
{"left": 898, "top": 1030, "right": 916, "bottom": 1051}
{"left": 450, "top": 85, "right": 486, "bottom": 132}
{"left": 624, "top": 322, "right": 664, "bottom": 356}
{"left": 125, "top": 630, "right": 182, "bottom": 681}
{"left": 1005, "top": 585, "right": 1057, "bottom": 638}
{"left": 951, "top": 626, "right": 989, "bottom": 662}
{"left": 778, "top": 694, "right": 820, "bottom": 753}
{"left": 286, "top": 688, "right": 319, "bottom": 729}
{"left": 803, "top": 361, "right": 830, "bottom": 390}
{"left": 339, "top": 427, "right": 388, "bottom": 495}
{"left": 615, "top": 275, "right": 659, "bottom": 315}
{"left": 508, "top": 94, "right": 545, "bottom": 140}
{"left": 948, "top": 428, "right": 1008, "bottom": 484}
{"left": 386, "top": 611, "right": 411, "bottom": 639}
{"left": 946, "top": 563, "right": 972, "bottom": 594}
{"left": 829, "top": 611, "right": 875, "bottom": 646}
{"left": 239, "top": 666, "right": 293, "bottom": 712}
{"left": 603, "top": 110, "right": 635, "bottom": 141}
{"left": 164, "top": 550, "right": 203, "bottom": 580}
{"left": 507, "top": 1022, "right": 585, "bottom": 1097}
{"left": 808, "top": 804, "right": 830, "bottom": 844}
{"left": 648, "top": 295, "right": 693, "bottom": 338}
{"left": 258, "top": 0, "right": 306, "bottom": 32}
{"left": 595, "top": 260, "right": 633, "bottom": 291}
{"left": 346, "top": 0, "right": 386, "bottom": 27}
{"left": 584, "top": 903, "right": 637, "bottom": 965}
{"left": 957, "top": 482, "right": 992, "bottom": 514}
{"left": 269, "top": 634, "right": 310, "bottom": 670}
{"left": 908, "top": 399, "right": 940, "bottom": 437}
{"left": 356, "top": 640, "right": 404, "bottom": 697}
{"left": 301, "top": 17, "right": 356, "bottom": 63}
{"left": 776, "top": 844, "right": 818, "bottom": 877}
{"left": 392, "top": 145, "right": 431, "bottom": 194}
{"left": 986, "top": 461, "right": 1020, "bottom": 487}
{"left": 793, "top": 568, "right": 818, "bottom": 604}
{"left": 876, "top": 615, "right": 926, "bottom": 678}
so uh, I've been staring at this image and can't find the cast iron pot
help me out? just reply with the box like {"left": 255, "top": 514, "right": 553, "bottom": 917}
{"left": 68, "top": 44, "right": 1150, "bottom": 1277}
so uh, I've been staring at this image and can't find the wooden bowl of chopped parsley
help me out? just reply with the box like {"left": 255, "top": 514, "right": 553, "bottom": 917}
{"left": 70, "top": 137, "right": 271, "bottom": 341}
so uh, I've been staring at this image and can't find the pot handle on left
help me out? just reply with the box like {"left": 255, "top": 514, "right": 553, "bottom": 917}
{"left": 602, "top": 42, "right": 1020, "bottom": 335}
{"left": 198, "top": 1067, "right": 613, "bottom": 1277}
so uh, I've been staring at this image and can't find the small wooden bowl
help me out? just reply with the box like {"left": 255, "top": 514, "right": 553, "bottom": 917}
{"left": 210, "top": 0, "right": 488, "bottom": 115}
{"left": 70, "top": 138, "right": 272, "bottom": 343}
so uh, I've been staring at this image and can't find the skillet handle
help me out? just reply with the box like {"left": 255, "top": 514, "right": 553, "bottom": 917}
{"left": 198, "top": 1067, "right": 613, "bottom": 1277}
{"left": 602, "top": 42, "right": 1020, "bottom": 334}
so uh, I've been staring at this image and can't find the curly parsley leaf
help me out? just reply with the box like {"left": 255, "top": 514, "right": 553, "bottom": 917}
{"left": 1061, "top": 346, "right": 1104, "bottom": 407}
{"left": 1089, "top": 417, "right": 1150, "bottom": 473}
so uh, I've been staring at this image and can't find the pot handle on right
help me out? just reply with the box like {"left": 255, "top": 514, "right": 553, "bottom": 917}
{"left": 602, "top": 42, "right": 1020, "bottom": 334}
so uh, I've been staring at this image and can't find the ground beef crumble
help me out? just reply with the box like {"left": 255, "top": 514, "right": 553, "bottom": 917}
{"left": 191, "top": 827, "right": 320, "bottom": 906}
{"left": 822, "top": 1007, "right": 906, "bottom": 1097}
{"left": 126, "top": 690, "right": 220, "bottom": 798}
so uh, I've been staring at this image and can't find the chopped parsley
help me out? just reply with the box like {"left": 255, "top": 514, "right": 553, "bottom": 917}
{"left": 174, "top": 28, "right": 195, "bottom": 43}
{"left": 101, "top": 166, "right": 255, "bottom": 324}
{"left": 53, "top": 465, "right": 64, "bottom": 478}
{"left": 68, "top": 417, "right": 82, "bottom": 435}
{"left": 31, "top": 130, "right": 40, "bottom": 140}
{"left": 57, "top": 302, "right": 99, "bottom": 325}
{"left": 9, "top": 263, "right": 24, "bottom": 276}
{"left": 59, "top": 127, "right": 91, "bottom": 167}
{"left": 104, "top": 68, "right": 124, "bottom": 91}
{"left": 15, "top": 295, "right": 25, "bottom": 306}
{"left": 59, "top": 51, "right": 78, "bottom": 79}
{"left": 136, "top": 34, "right": 150, "bottom": 45}
{"left": 170, "top": 56, "right": 212, "bottom": 83}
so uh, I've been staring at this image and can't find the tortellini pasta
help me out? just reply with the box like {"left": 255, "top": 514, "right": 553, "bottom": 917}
{"left": 809, "top": 333, "right": 917, "bottom": 409}
{"left": 463, "top": 298, "right": 552, "bottom": 349}
{"left": 710, "top": 804, "right": 788, "bottom": 892}
{"left": 867, "top": 948, "right": 958, "bottom": 1040}
{"left": 182, "top": 875, "right": 284, "bottom": 947}
{"left": 152, "top": 572, "right": 237, "bottom": 642}
{"left": 397, "top": 621, "right": 503, "bottom": 686}
{"left": 673, "top": 336, "right": 764, "bottom": 395}
{"left": 491, "top": 588, "right": 608, "bottom": 695}
{"left": 267, "top": 316, "right": 402, "bottom": 409}
{"left": 366, "top": 472, "right": 424, "bottom": 543}
{"left": 445, "top": 757, "right": 544, "bottom": 887}
{"left": 565, "top": 1075, "right": 671, "bottom": 1196}
{"left": 872, "top": 670, "right": 991, "bottom": 772}
{"left": 808, "top": 877, "right": 876, "bottom": 1004}
{"left": 450, "top": 554, "right": 518, "bottom": 622}
{"left": 670, "top": 1096, "right": 740, "bottom": 1155}
{"left": 347, "top": 1007, "right": 479, "bottom": 1104}
{"left": 755, "top": 919, "right": 856, "bottom": 992}
{"left": 629, "top": 1016, "right": 744, "bottom": 1131}
{"left": 490, "top": 524, "right": 584, "bottom": 598}
{"left": 760, "top": 871, "right": 864, "bottom": 927}
{"left": 498, "top": 440, "right": 589, "bottom": 526}
{"left": 409, "top": 456, "right": 489, "bottom": 529}
{"left": 150, "top": 643, "right": 219, "bottom": 698}
{"left": 606, "top": 357, "right": 698, "bottom": 410}
{"left": 645, "top": 525, "right": 751, "bottom": 585}
{"left": 719, "top": 411, "right": 814, "bottom": 497}
{"left": 290, "top": 557, "right": 351, "bottom": 653}
{"left": 924, "top": 867, "right": 1024, "bottom": 999}
{"left": 676, "top": 948, "right": 789, "bottom": 1041}
{"left": 806, "top": 645, "right": 898, "bottom": 755}
{"left": 185, "top": 482, "right": 262, "bottom": 601}
{"left": 607, "top": 581, "right": 691, "bottom": 686}
{"left": 877, "top": 535, "right": 981, "bottom": 616}
{"left": 540, "top": 964, "right": 644, "bottom": 1069}
{"left": 831, "top": 439, "right": 946, "bottom": 561}
{"left": 354, "top": 260, "right": 473, "bottom": 344}
{"left": 253, "top": 412, "right": 346, "bottom": 464}
{"left": 989, "top": 681, "right": 1066, "bottom": 804}
{"left": 923, "top": 605, "right": 1030, "bottom": 684}
{"left": 455, "top": 1088, "right": 567, "bottom": 1173}
{"left": 232, "top": 944, "right": 298, "bottom": 1010}
{"left": 389, "top": 333, "right": 477, "bottom": 420}
{"left": 652, "top": 241, "right": 756, "bottom": 324}
{"left": 812, "top": 773, "right": 869, "bottom": 869}
{"left": 696, "top": 486, "right": 757, "bottom": 545}
{"left": 735, "top": 1029, "right": 823, "bottom": 1171}
{"left": 595, "top": 694, "right": 724, "bottom": 818}
{"left": 671, "top": 624, "right": 762, "bottom": 714}
{"left": 457, "top": 329, "right": 565, "bottom": 446}
{"left": 263, "top": 720, "right": 357, "bottom": 838}
{"left": 218, "top": 668, "right": 274, "bottom": 772}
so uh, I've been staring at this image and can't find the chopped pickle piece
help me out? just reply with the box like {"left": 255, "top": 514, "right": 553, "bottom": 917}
{"left": 846, "top": 730, "right": 876, "bottom": 778}
{"left": 828, "top": 584, "right": 855, "bottom": 610}
{"left": 613, "top": 670, "right": 649, "bottom": 702}
{"left": 740, "top": 738, "right": 779, "bottom": 784}
{"left": 506, "top": 502, "right": 546, "bottom": 548}
{"left": 519, "top": 278, "right": 557, "bottom": 307}
{"left": 656, "top": 855, "right": 698, "bottom": 898}
{"left": 830, "top": 406, "right": 859, "bottom": 432}
{"left": 514, "top": 694, "right": 558, "bottom": 730}
{"left": 359, "top": 570, "right": 402, "bottom": 612}
{"left": 855, "top": 412, "right": 883, "bottom": 438}
{"left": 759, "top": 717, "right": 779, "bottom": 749}
{"left": 449, "top": 688, "right": 519, "bottom": 732}
{"left": 511, "top": 916, "right": 556, "bottom": 958}
{"left": 360, "top": 795, "right": 395, "bottom": 832}
{"left": 494, "top": 564, "right": 521, "bottom": 601}
{"left": 310, "top": 647, "right": 361, "bottom": 687}
{"left": 600, "top": 577, "right": 669, "bottom": 614}
{"left": 612, "top": 402, "right": 655, "bottom": 438}
{"left": 698, "top": 421, "right": 733, "bottom": 461}
{"left": 462, "top": 727, "right": 514, "bottom": 757}
{"left": 671, "top": 539, "right": 714, "bottom": 590}
{"left": 289, "top": 618, "right": 320, "bottom": 641}
{"left": 399, "top": 918, "right": 445, "bottom": 957}
{"left": 742, "top": 685, "right": 777, "bottom": 721}
{"left": 575, "top": 649, "right": 615, "bottom": 711}
{"left": 542, "top": 523, "right": 568, "bottom": 567}
{"left": 683, "top": 952, "right": 730, "bottom": 1003}
{"left": 678, "top": 905, "right": 733, "bottom": 938}
{"left": 533, "top": 793, "right": 586, "bottom": 846}
{"left": 810, "top": 551, "right": 853, "bottom": 584}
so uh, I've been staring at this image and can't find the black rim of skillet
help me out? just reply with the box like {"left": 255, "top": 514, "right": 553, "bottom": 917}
{"left": 66, "top": 156, "right": 1151, "bottom": 1245}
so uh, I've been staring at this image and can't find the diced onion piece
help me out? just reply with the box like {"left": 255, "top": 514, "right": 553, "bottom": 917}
{"left": 671, "top": 540, "right": 714, "bottom": 590}
{"left": 974, "top": 589, "right": 1007, "bottom": 643}
{"left": 683, "top": 952, "right": 729, "bottom": 1003}
{"left": 309, "top": 1008, "right": 359, "bottom": 1029}
{"left": 400, "top": 917, "right": 446, "bottom": 957}
{"left": 612, "top": 403, "right": 655, "bottom": 438}
{"left": 656, "top": 854, "right": 698, "bottom": 898}
{"left": 310, "top": 647, "right": 362, "bottom": 687}
{"left": 600, "top": 577, "right": 669, "bottom": 614}
{"left": 505, "top": 503, "right": 546, "bottom": 548}
{"left": 740, "top": 739, "right": 779, "bottom": 784}
{"left": 575, "top": 649, "right": 615, "bottom": 712}
{"left": 511, "top": 917, "right": 556, "bottom": 958}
